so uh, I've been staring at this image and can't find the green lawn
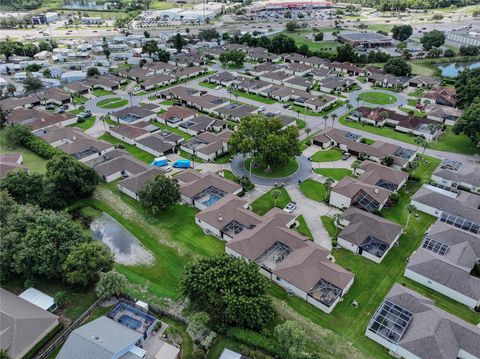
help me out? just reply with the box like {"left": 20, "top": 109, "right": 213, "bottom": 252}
{"left": 295, "top": 215, "right": 314, "bottom": 240}
{"left": 250, "top": 187, "right": 292, "bottom": 216}
{"left": 311, "top": 148, "right": 343, "bottom": 162}
{"left": 220, "top": 170, "right": 237, "bottom": 181}
{"left": 285, "top": 31, "right": 339, "bottom": 53}
{"left": 407, "top": 98, "right": 418, "bottom": 107}
{"left": 0, "top": 131, "right": 47, "bottom": 173}
{"left": 398, "top": 107, "right": 426, "bottom": 118}
{"left": 314, "top": 168, "right": 354, "bottom": 181}
{"left": 92, "top": 89, "right": 114, "bottom": 97}
{"left": 96, "top": 97, "right": 128, "bottom": 109}
{"left": 244, "top": 158, "right": 299, "bottom": 178}
{"left": 320, "top": 215, "right": 337, "bottom": 239}
{"left": 72, "top": 94, "right": 88, "bottom": 105}
{"left": 232, "top": 90, "right": 277, "bottom": 104}
{"left": 357, "top": 91, "right": 397, "bottom": 105}
{"left": 290, "top": 101, "right": 344, "bottom": 117}
{"left": 199, "top": 81, "right": 218, "bottom": 89}
{"left": 299, "top": 179, "right": 326, "bottom": 202}
{"left": 296, "top": 119, "right": 307, "bottom": 129}
{"left": 160, "top": 100, "right": 176, "bottom": 105}
{"left": 69, "top": 116, "right": 96, "bottom": 131}
{"left": 99, "top": 134, "right": 155, "bottom": 164}
{"left": 179, "top": 149, "right": 205, "bottom": 164}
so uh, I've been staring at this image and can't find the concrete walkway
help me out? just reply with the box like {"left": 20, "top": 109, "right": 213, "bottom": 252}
{"left": 286, "top": 183, "right": 340, "bottom": 250}
{"left": 85, "top": 116, "right": 108, "bottom": 138}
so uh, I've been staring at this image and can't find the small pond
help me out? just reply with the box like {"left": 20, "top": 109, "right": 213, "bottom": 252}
{"left": 437, "top": 61, "right": 480, "bottom": 78}
{"left": 63, "top": 0, "right": 118, "bottom": 10}
{"left": 91, "top": 212, "right": 154, "bottom": 266}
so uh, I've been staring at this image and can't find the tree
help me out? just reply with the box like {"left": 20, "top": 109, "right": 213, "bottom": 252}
{"left": 269, "top": 34, "right": 297, "bottom": 54}
{"left": 0, "top": 38, "right": 15, "bottom": 61}
{"left": 180, "top": 254, "right": 274, "bottom": 329}
{"left": 271, "top": 189, "right": 281, "bottom": 207}
{"left": 45, "top": 154, "right": 99, "bottom": 207}
{"left": 144, "top": 30, "right": 150, "bottom": 38}
{"left": 219, "top": 49, "right": 245, "bottom": 67}
{"left": 420, "top": 30, "right": 445, "bottom": 50}
{"left": 6, "top": 83, "right": 16, "bottom": 96}
{"left": 228, "top": 116, "right": 300, "bottom": 169}
{"left": 0, "top": 170, "right": 46, "bottom": 206}
{"left": 95, "top": 271, "right": 128, "bottom": 299}
{"left": 432, "top": 13, "right": 444, "bottom": 21}
{"left": 54, "top": 290, "right": 67, "bottom": 307}
{"left": 285, "top": 20, "right": 300, "bottom": 32}
{"left": 324, "top": 177, "right": 334, "bottom": 200}
{"left": 314, "top": 32, "right": 324, "bottom": 41}
{"left": 23, "top": 75, "right": 43, "bottom": 92}
{"left": 406, "top": 204, "right": 416, "bottom": 230}
{"left": 0, "top": 107, "right": 6, "bottom": 127}
{"left": 142, "top": 39, "right": 158, "bottom": 58}
{"left": 275, "top": 321, "right": 306, "bottom": 359}
{"left": 336, "top": 43, "right": 358, "bottom": 63}
{"left": 391, "top": 24, "right": 413, "bottom": 41}
{"left": 383, "top": 58, "right": 411, "bottom": 76}
{"left": 382, "top": 155, "right": 394, "bottom": 167}
{"left": 456, "top": 68, "right": 480, "bottom": 106}
{"left": 139, "top": 175, "right": 180, "bottom": 215}
{"left": 333, "top": 213, "right": 342, "bottom": 238}
{"left": 459, "top": 45, "right": 479, "bottom": 56}
{"left": 198, "top": 29, "right": 220, "bottom": 42}
{"left": 62, "top": 242, "right": 114, "bottom": 288}
{"left": 414, "top": 136, "right": 424, "bottom": 152}
{"left": 170, "top": 33, "right": 186, "bottom": 53}
{"left": 25, "top": 63, "right": 41, "bottom": 72}
{"left": 453, "top": 96, "right": 480, "bottom": 146}
{"left": 102, "top": 43, "right": 111, "bottom": 61}
{"left": 156, "top": 48, "right": 170, "bottom": 63}
{"left": 87, "top": 67, "right": 100, "bottom": 77}
{"left": 187, "top": 312, "right": 210, "bottom": 343}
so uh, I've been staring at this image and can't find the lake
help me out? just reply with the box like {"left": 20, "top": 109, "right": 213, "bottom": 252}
{"left": 91, "top": 212, "right": 154, "bottom": 266}
{"left": 437, "top": 61, "right": 480, "bottom": 78}
{"left": 63, "top": 0, "right": 118, "bottom": 10}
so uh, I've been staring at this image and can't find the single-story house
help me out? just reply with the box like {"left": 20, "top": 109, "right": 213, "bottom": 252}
{"left": 425, "top": 103, "right": 463, "bottom": 126}
{"left": 158, "top": 106, "right": 196, "bottom": 127}
{"left": 118, "top": 167, "right": 166, "bottom": 200}
{"left": 431, "top": 159, "right": 480, "bottom": 193}
{"left": 179, "top": 115, "right": 227, "bottom": 135}
{"left": 140, "top": 74, "right": 175, "bottom": 90}
{"left": 408, "top": 75, "right": 441, "bottom": 88}
{"left": 111, "top": 106, "right": 156, "bottom": 125}
{"left": 0, "top": 153, "right": 27, "bottom": 179}
{"left": 109, "top": 123, "right": 151, "bottom": 144}
{"left": 135, "top": 133, "right": 177, "bottom": 157}
{"left": 94, "top": 154, "right": 150, "bottom": 182}
{"left": 180, "top": 130, "right": 232, "bottom": 162}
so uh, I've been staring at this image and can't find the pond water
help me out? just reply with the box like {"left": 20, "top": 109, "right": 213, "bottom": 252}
{"left": 63, "top": 0, "right": 117, "bottom": 10}
{"left": 90, "top": 212, "right": 154, "bottom": 266}
{"left": 437, "top": 61, "right": 480, "bottom": 78}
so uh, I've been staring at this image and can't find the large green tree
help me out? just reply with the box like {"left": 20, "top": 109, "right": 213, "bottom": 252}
{"left": 420, "top": 30, "right": 445, "bottom": 50}
{"left": 139, "top": 175, "right": 180, "bottom": 215}
{"left": 228, "top": 116, "right": 300, "bottom": 168}
{"left": 383, "top": 57, "right": 411, "bottom": 76}
{"left": 142, "top": 40, "right": 159, "bottom": 58}
{"left": 219, "top": 49, "right": 245, "bottom": 67}
{"left": 453, "top": 96, "right": 480, "bottom": 146}
{"left": 45, "top": 154, "right": 99, "bottom": 207}
{"left": 62, "top": 242, "right": 114, "bottom": 288}
{"left": 455, "top": 67, "right": 480, "bottom": 107}
{"left": 269, "top": 34, "right": 297, "bottom": 54}
{"left": 198, "top": 29, "right": 220, "bottom": 41}
{"left": 180, "top": 254, "right": 274, "bottom": 329}
{"left": 274, "top": 321, "right": 306, "bottom": 359}
{"left": 391, "top": 24, "right": 413, "bottom": 41}
{"left": 24, "top": 75, "right": 43, "bottom": 92}
{"left": 95, "top": 270, "right": 128, "bottom": 299}
{"left": 336, "top": 43, "right": 358, "bottom": 63}
{"left": 0, "top": 170, "right": 46, "bottom": 206}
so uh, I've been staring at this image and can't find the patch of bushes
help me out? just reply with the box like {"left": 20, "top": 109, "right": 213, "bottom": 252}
{"left": 226, "top": 328, "right": 282, "bottom": 357}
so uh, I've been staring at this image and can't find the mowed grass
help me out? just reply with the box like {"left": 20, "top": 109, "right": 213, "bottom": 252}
{"left": 244, "top": 158, "right": 299, "bottom": 178}
{"left": 311, "top": 148, "right": 343, "bottom": 162}
{"left": 250, "top": 187, "right": 292, "bottom": 216}
{"left": 0, "top": 131, "right": 47, "bottom": 173}
{"left": 96, "top": 97, "right": 128, "bottom": 109}
{"left": 314, "top": 168, "right": 354, "bottom": 181}
{"left": 299, "top": 178, "right": 326, "bottom": 202}
{"left": 286, "top": 31, "right": 339, "bottom": 52}
{"left": 232, "top": 90, "right": 277, "bottom": 104}
{"left": 69, "top": 116, "right": 96, "bottom": 131}
{"left": 358, "top": 91, "right": 397, "bottom": 105}
{"left": 100, "top": 134, "right": 155, "bottom": 164}
{"left": 92, "top": 89, "right": 114, "bottom": 97}
{"left": 295, "top": 215, "right": 314, "bottom": 240}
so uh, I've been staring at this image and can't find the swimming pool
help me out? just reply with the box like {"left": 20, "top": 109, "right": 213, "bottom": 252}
{"left": 118, "top": 314, "right": 142, "bottom": 330}
{"left": 201, "top": 194, "right": 223, "bottom": 207}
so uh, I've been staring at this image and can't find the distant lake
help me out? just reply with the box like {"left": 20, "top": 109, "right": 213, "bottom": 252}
{"left": 63, "top": 0, "right": 117, "bottom": 10}
{"left": 437, "top": 61, "right": 480, "bottom": 78}
{"left": 91, "top": 212, "right": 154, "bottom": 266}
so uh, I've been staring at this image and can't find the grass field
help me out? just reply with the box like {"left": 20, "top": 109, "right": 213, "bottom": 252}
{"left": 358, "top": 91, "right": 397, "bottom": 105}
{"left": 314, "top": 168, "right": 354, "bottom": 181}
{"left": 92, "top": 89, "right": 114, "bottom": 97}
{"left": 320, "top": 215, "right": 337, "bottom": 239}
{"left": 0, "top": 131, "right": 47, "bottom": 173}
{"left": 244, "top": 158, "right": 299, "bottom": 178}
{"left": 69, "top": 116, "right": 96, "bottom": 131}
{"left": 311, "top": 148, "right": 343, "bottom": 162}
{"left": 199, "top": 81, "right": 217, "bottom": 89}
{"left": 96, "top": 97, "right": 128, "bottom": 109}
{"left": 299, "top": 179, "right": 326, "bottom": 202}
{"left": 285, "top": 31, "right": 339, "bottom": 53}
{"left": 232, "top": 90, "right": 277, "bottom": 104}
{"left": 250, "top": 187, "right": 292, "bottom": 216}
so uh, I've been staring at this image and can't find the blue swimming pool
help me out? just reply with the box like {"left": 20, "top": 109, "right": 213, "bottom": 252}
{"left": 118, "top": 314, "right": 142, "bottom": 330}
{"left": 202, "top": 194, "right": 222, "bottom": 207}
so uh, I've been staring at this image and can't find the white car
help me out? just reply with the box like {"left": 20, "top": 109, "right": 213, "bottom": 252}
{"left": 215, "top": 85, "right": 222, "bottom": 90}
{"left": 283, "top": 202, "right": 297, "bottom": 213}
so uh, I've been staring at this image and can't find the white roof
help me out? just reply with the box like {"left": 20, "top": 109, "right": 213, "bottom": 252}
{"left": 219, "top": 349, "right": 242, "bottom": 359}
{"left": 155, "top": 342, "right": 180, "bottom": 359}
{"left": 19, "top": 288, "right": 55, "bottom": 311}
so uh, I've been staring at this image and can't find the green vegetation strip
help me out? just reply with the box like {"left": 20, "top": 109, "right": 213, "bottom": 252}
{"left": 295, "top": 215, "right": 314, "bottom": 240}
{"left": 357, "top": 91, "right": 397, "bottom": 105}
{"left": 96, "top": 98, "right": 128, "bottom": 109}
{"left": 244, "top": 158, "right": 299, "bottom": 178}
{"left": 314, "top": 168, "right": 354, "bottom": 181}
{"left": 299, "top": 179, "right": 326, "bottom": 202}
{"left": 250, "top": 188, "right": 292, "bottom": 216}
{"left": 69, "top": 116, "right": 96, "bottom": 131}
{"left": 310, "top": 148, "right": 343, "bottom": 162}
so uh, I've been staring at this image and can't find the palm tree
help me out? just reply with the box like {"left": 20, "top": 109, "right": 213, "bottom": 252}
{"left": 271, "top": 189, "right": 281, "bottom": 207}
{"left": 322, "top": 115, "right": 328, "bottom": 129}
{"left": 54, "top": 290, "right": 67, "bottom": 307}
{"left": 344, "top": 99, "right": 350, "bottom": 114}
{"left": 406, "top": 204, "right": 417, "bottom": 231}
{"left": 331, "top": 113, "right": 338, "bottom": 127}
{"left": 305, "top": 127, "right": 312, "bottom": 144}
{"left": 324, "top": 177, "right": 335, "bottom": 201}
{"left": 351, "top": 160, "right": 360, "bottom": 175}
{"left": 333, "top": 213, "right": 343, "bottom": 239}
{"left": 414, "top": 136, "right": 423, "bottom": 152}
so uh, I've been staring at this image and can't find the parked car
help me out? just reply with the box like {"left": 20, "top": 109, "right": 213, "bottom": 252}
{"left": 283, "top": 103, "right": 290, "bottom": 109}
{"left": 342, "top": 152, "right": 351, "bottom": 160}
{"left": 283, "top": 202, "right": 297, "bottom": 213}
{"left": 215, "top": 85, "right": 222, "bottom": 90}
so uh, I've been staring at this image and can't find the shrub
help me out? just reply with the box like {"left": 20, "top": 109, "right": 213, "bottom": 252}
{"left": 191, "top": 349, "right": 205, "bottom": 359}
{"left": 226, "top": 328, "right": 282, "bottom": 356}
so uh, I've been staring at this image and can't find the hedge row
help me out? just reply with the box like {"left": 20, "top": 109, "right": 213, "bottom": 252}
{"left": 22, "top": 131, "right": 64, "bottom": 159}
{"left": 226, "top": 327, "right": 283, "bottom": 357}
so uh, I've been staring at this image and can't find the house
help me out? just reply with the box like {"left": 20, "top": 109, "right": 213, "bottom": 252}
{"left": 405, "top": 220, "right": 480, "bottom": 310}
{"left": 425, "top": 104, "right": 463, "bottom": 126}
{"left": 310, "top": 67, "right": 332, "bottom": 81}
{"left": 158, "top": 106, "right": 197, "bottom": 127}
{"left": 179, "top": 115, "right": 227, "bottom": 135}
{"left": 410, "top": 184, "right": 480, "bottom": 236}
{"left": 135, "top": 133, "right": 177, "bottom": 157}
{"left": 0, "top": 288, "right": 59, "bottom": 359}
{"left": 0, "top": 153, "right": 27, "bottom": 179}
{"left": 57, "top": 303, "right": 157, "bottom": 359}
{"left": 301, "top": 56, "right": 327, "bottom": 68}
{"left": 366, "top": 284, "right": 480, "bottom": 359}
{"left": 171, "top": 66, "right": 205, "bottom": 81}
{"left": 408, "top": 75, "right": 441, "bottom": 88}
{"left": 6, "top": 108, "right": 77, "bottom": 131}
{"left": 329, "top": 177, "right": 392, "bottom": 212}
{"left": 64, "top": 81, "right": 90, "bottom": 95}
{"left": 249, "top": 62, "right": 281, "bottom": 76}
{"left": 326, "top": 62, "right": 366, "bottom": 76}
{"left": 234, "top": 78, "right": 271, "bottom": 95}
{"left": 176, "top": 169, "right": 242, "bottom": 210}
{"left": 216, "top": 103, "right": 258, "bottom": 122}
{"left": 356, "top": 162, "right": 408, "bottom": 192}
{"left": 312, "top": 128, "right": 416, "bottom": 169}
{"left": 40, "top": 87, "right": 72, "bottom": 105}
{"left": 111, "top": 106, "right": 156, "bottom": 124}
{"left": 318, "top": 76, "right": 353, "bottom": 93}
{"left": 432, "top": 159, "right": 480, "bottom": 193}
{"left": 121, "top": 66, "right": 153, "bottom": 82}
{"left": 85, "top": 75, "right": 121, "bottom": 91}
{"left": 58, "top": 137, "right": 114, "bottom": 162}
{"left": 180, "top": 130, "right": 232, "bottom": 161}
{"left": 162, "top": 86, "right": 229, "bottom": 114}
{"left": 0, "top": 95, "right": 41, "bottom": 111}
{"left": 145, "top": 61, "right": 175, "bottom": 74}
{"left": 338, "top": 32, "right": 393, "bottom": 48}
{"left": 367, "top": 73, "right": 408, "bottom": 89}
{"left": 35, "top": 125, "right": 86, "bottom": 147}
{"left": 421, "top": 87, "right": 459, "bottom": 107}
{"left": 337, "top": 208, "right": 403, "bottom": 263}
{"left": 118, "top": 167, "right": 166, "bottom": 200}
{"left": 259, "top": 71, "right": 294, "bottom": 85}
{"left": 207, "top": 71, "right": 237, "bottom": 86}
{"left": 303, "top": 94, "right": 336, "bottom": 113}
{"left": 94, "top": 153, "right": 150, "bottom": 182}
{"left": 284, "top": 63, "right": 312, "bottom": 76}
{"left": 284, "top": 76, "right": 313, "bottom": 91}
{"left": 140, "top": 74, "right": 175, "bottom": 90}
{"left": 109, "top": 123, "right": 151, "bottom": 144}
